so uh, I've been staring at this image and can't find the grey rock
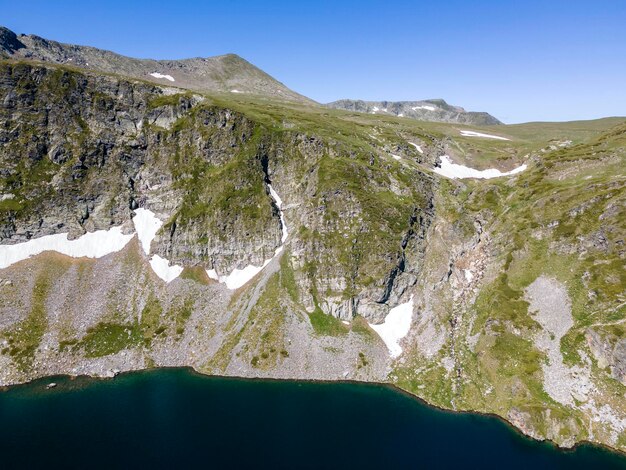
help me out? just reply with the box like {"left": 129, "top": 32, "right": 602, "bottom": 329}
{"left": 327, "top": 98, "right": 502, "bottom": 125}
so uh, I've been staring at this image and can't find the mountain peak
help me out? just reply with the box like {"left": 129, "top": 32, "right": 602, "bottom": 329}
{"left": 0, "top": 26, "right": 25, "bottom": 54}
{"left": 0, "top": 25, "right": 312, "bottom": 103}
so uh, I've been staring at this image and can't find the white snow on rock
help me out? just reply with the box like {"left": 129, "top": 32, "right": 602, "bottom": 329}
{"left": 459, "top": 130, "right": 510, "bottom": 141}
{"left": 132, "top": 208, "right": 162, "bottom": 255}
{"left": 412, "top": 105, "right": 436, "bottom": 111}
{"left": 149, "top": 255, "right": 184, "bottom": 283}
{"left": 208, "top": 262, "right": 270, "bottom": 290}
{"left": 131, "top": 208, "right": 182, "bottom": 283}
{"left": 207, "top": 184, "right": 288, "bottom": 290}
{"left": 268, "top": 184, "right": 288, "bottom": 243}
{"left": 408, "top": 142, "right": 423, "bottom": 154}
{"left": 0, "top": 207, "right": 184, "bottom": 283}
{"left": 369, "top": 297, "right": 414, "bottom": 358}
{"left": 391, "top": 154, "right": 402, "bottom": 161}
{"left": 149, "top": 72, "right": 175, "bottom": 82}
{"left": 433, "top": 155, "right": 527, "bottom": 180}
{"left": 230, "top": 89, "right": 242, "bottom": 93}
{"left": 0, "top": 227, "right": 134, "bottom": 270}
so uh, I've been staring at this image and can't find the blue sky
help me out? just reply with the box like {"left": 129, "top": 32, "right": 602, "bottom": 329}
{"left": 2, "top": 0, "right": 625, "bottom": 123}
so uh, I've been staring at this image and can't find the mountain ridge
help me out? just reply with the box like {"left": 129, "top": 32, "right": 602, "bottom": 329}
{"left": 0, "top": 25, "right": 313, "bottom": 104}
{"left": 327, "top": 98, "right": 503, "bottom": 125}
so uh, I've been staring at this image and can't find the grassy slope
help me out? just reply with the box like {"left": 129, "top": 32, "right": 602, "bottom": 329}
{"left": 393, "top": 120, "right": 626, "bottom": 448}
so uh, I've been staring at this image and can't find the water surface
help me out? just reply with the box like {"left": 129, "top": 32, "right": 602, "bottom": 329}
{"left": 0, "top": 368, "right": 624, "bottom": 469}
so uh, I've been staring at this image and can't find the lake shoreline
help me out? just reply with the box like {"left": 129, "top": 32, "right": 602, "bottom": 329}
{"left": 2, "top": 365, "right": 625, "bottom": 460}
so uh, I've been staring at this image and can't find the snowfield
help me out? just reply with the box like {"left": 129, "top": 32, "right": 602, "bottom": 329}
{"left": 369, "top": 297, "right": 415, "bottom": 358}
{"left": 0, "top": 228, "right": 134, "bottom": 270}
{"left": 132, "top": 208, "right": 162, "bottom": 255}
{"left": 132, "top": 208, "right": 183, "bottom": 283}
{"left": 149, "top": 255, "right": 184, "bottom": 284}
{"left": 149, "top": 72, "right": 175, "bottom": 82}
{"left": 207, "top": 184, "right": 287, "bottom": 290}
{"left": 459, "top": 130, "right": 510, "bottom": 141}
{"left": 433, "top": 155, "right": 527, "bottom": 179}
{"left": 412, "top": 105, "right": 436, "bottom": 111}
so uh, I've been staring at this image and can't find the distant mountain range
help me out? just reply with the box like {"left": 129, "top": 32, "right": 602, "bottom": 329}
{"left": 326, "top": 99, "right": 502, "bottom": 125}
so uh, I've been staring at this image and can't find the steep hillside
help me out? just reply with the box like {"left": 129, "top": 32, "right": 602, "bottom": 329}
{"left": 0, "top": 26, "right": 311, "bottom": 103}
{"left": 0, "top": 58, "right": 625, "bottom": 453}
{"left": 327, "top": 98, "right": 502, "bottom": 125}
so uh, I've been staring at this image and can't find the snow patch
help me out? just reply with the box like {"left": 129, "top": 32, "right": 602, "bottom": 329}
{"left": 230, "top": 89, "right": 242, "bottom": 93}
{"left": 0, "top": 207, "right": 184, "bottom": 283}
{"left": 369, "top": 297, "right": 414, "bottom": 358}
{"left": 391, "top": 154, "right": 402, "bottom": 161}
{"left": 460, "top": 130, "right": 510, "bottom": 141}
{"left": 149, "top": 72, "right": 175, "bottom": 82}
{"left": 149, "top": 255, "right": 184, "bottom": 283}
{"left": 131, "top": 208, "right": 182, "bottom": 283}
{"left": 268, "top": 184, "right": 288, "bottom": 243}
{"left": 0, "top": 228, "right": 134, "bottom": 270}
{"left": 132, "top": 208, "right": 162, "bottom": 255}
{"left": 408, "top": 142, "right": 423, "bottom": 154}
{"left": 433, "top": 155, "right": 527, "bottom": 180}
{"left": 207, "top": 185, "right": 287, "bottom": 290}
{"left": 412, "top": 105, "right": 436, "bottom": 111}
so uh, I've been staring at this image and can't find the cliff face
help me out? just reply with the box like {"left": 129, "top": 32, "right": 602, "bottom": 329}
{"left": 1, "top": 59, "right": 626, "bottom": 454}
{"left": 0, "top": 61, "right": 435, "bottom": 321}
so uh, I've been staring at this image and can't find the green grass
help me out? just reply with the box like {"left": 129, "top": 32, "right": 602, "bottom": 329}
{"left": 3, "top": 271, "right": 52, "bottom": 370}
{"left": 180, "top": 266, "right": 211, "bottom": 285}
{"left": 279, "top": 251, "right": 299, "bottom": 303}
{"left": 73, "top": 322, "right": 143, "bottom": 358}
{"left": 308, "top": 307, "right": 348, "bottom": 336}
{"left": 147, "top": 92, "right": 193, "bottom": 109}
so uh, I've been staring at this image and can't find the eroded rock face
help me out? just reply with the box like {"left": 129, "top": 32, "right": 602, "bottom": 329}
{"left": 587, "top": 329, "right": 626, "bottom": 385}
{"left": 0, "top": 62, "right": 435, "bottom": 321}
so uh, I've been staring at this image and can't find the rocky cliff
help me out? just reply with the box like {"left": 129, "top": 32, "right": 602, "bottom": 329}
{"left": 1, "top": 55, "right": 625, "bottom": 455}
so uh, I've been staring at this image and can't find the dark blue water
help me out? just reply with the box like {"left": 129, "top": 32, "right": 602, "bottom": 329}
{"left": 0, "top": 368, "right": 624, "bottom": 469}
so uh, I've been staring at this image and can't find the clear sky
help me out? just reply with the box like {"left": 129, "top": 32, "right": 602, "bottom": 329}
{"left": 2, "top": 0, "right": 625, "bottom": 123}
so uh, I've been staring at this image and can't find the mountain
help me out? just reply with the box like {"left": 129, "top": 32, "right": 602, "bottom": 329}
{"left": 0, "top": 26, "right": 311, "bottom": 103}
{"left": 327, "top": 98, "right": 503, "bottom": 125}
{"left": 1, "top": 29, "right": 626, "bottom": 455}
